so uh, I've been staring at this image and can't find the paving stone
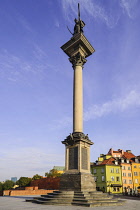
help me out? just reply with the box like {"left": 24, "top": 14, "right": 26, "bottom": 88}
{"left": 0, "top": 196, "right": 140, "bottom": 210}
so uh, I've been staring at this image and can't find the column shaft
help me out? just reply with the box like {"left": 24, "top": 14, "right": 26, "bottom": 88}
{"left": 73, "top": 65, "right": 83, "bottom": 133}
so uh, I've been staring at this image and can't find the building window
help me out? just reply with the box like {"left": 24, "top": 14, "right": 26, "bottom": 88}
{"left": 102, "top": 176, "right": 105, "bottom": 181}
{"left": 113, "top": 187, "right": 116, "bottom": 191}
{"left": 93, "top": 169, "right": 96, "bottom": 174}
{"left": 123, "top": 173, "right": 126, "bottom": 177}
{"left": 116, "top": 169, "right": 119, "bottom": 173}
{"left": 116, "top": 177, "right": 120, "bottom": 182}
{"left": 139, "top": 166, "right": 140, "bottom": 169}
{"left": 135, "top": 179, "right": 138, "bottom": 184}
{"left": 134, "top": 165, "right": 137, "bottom": 168}
{"left": 128, "top": 166, "right": 131, "bottom": 170}
{"left": 128, "top": 173, "right": 131, "bottom": 177}
{"left": 126, "top": 160, "right": 129, "bottom": 163}
{"left": 135, "top": 159, "right": 138, "bottom": 163}
{"left": 123, "top": 179, "right": 127, "bottom": 184}
{"left": 121, "top": 159, "right": 124, "bottom": 163}
{"left": 94, "top": 176, "right": 97, "bottom": 182}
{"left": 111, "top": 176, "right": 114, "bottom": 181}
{"left": 101, "top": 168, "right": 104, "bottom": 173}
{"left": 129, "top": 180, "right": 132, "bottom": 184}
{"left": 134, "top": 172, "right": 138, "bottom": 176}
{"left": 122, "top": 166, "right": 125, "bottom": 170}
{"left": 110, "top": 168, "right": 114, "bottom": 173}
{"left": 113, "top": 187, "right": 120, "bottom": 192}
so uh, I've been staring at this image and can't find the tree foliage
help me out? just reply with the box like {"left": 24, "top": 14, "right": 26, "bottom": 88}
{"left": 45, "top": 169, "right": 62, "bottom": 178}
{"left": 32, "top": 174, "right": 42, "bottom": 180}
{"left": 2, "top": 180, "right": 14, "bottom": 190}
{"left": 16, "top": 177, "right": 31, "bottom": 187}
{"left": 0, "top": 182, "right": 3, "bottom": 191}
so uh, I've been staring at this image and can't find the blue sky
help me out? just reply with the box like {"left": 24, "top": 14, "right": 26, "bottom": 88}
{"left": 0, "top": 0, "right": 140, "bottom": 181}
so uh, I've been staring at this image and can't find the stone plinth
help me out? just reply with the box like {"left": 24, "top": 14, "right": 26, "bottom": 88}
{"left": 60, "top": 173, "right": 96, "bottom": 192}
{"left": 60, "top": 132, "right": 95, "bottom": 193}
{"left": 62, "top": 132, "right": 93, "bottom": 174}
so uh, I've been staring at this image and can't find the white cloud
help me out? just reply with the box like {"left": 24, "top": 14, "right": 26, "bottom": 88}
{"left": 0, "top": 47, "right": 56, "bottom": 84}
{"left": 50, "top": 90, "right": 140, "bottom": 130}
{"left": 51, "top": 116, "right": 72, "bottom": 130}
{"left": 61, "top": 0, "right": 139, "bottom": 28}
{"left": 61, "top": 0, "right": 120, "bottom": 28}
{"left": 32, "top": 43, "right": 48, "bottom": 60}
{"left": 0, "top": 147, "right": 64, "bottom": 181}
{"left": 55, "top": 19, "right": 60, "bottom": 28}
{"left": 84, "top": 90, "right": 140, "bottom": 121}
{"left": 18, "top": 15, "right": 33, "bottom": 33}
{"left": 120, "top": 0, "right": 138, "bottom": 19}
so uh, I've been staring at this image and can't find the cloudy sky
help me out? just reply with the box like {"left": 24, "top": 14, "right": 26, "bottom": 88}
{"left": 0, "top": 0, "right": 140, "bottom": 181}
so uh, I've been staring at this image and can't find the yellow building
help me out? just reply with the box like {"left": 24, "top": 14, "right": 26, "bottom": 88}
{"left": 131, "top": 157, "right": 140, "bottom": 190}
{"left": 91, "top": 156, "right": 122, "bottom": 193}
{"left": 91, "top": 148, "right": 140, "bottom": 193}
{"left": 53, "top": 166, "right": 65, "bottom": 174}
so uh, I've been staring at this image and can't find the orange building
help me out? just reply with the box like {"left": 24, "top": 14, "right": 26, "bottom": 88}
{"left": 120, "top": 159, "right": 133, "bottom": 191}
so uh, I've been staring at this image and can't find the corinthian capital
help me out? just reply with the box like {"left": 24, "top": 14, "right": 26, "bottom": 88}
{"left": 69, "top": 52, "right": 87, "bottom": 68}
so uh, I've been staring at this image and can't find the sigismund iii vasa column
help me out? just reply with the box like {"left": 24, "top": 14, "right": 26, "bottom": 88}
{"left": 27, "top": 5, "right": 124, "bottom": 207}
{"left": 60, "top": 6, "right": 96, "bottom": 192}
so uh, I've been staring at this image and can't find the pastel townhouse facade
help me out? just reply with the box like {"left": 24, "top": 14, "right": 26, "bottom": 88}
{"left": 91, "top": 155, "right": 122, "bottom": 194}
{"left": 108, "top": 148, "right": 135, "bottom": 192}
{"left": 120, "top": 159, "right": 133, "bottom": 192}
{"left": 91, "top": 148, "right": 139, "bottom": 194}
{"left": 131, "top": 157, "right": 140, "bottom": 190}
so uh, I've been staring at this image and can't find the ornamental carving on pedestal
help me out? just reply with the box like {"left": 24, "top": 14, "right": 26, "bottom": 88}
{"left": 62, "top": 132, "right": 93, "bottom": 146}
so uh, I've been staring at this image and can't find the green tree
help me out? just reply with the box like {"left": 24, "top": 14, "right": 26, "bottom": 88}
{"left": 45, "top": 169, "right": 62, "bottom": 178}
{"left": 3, "top": 180, "right": 14, "bottom": 190}
{"left": 16, "top": 177, "right": 31, "bottom": 187}
{"left": 32, "top": 174, "right": 42, "bottom": 180}
{"left": 0, "top": 182, "right": 3, "bottom": 191}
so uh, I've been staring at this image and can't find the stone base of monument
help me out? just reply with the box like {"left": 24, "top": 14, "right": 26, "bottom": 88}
{"left": 59, "top": 173, "right": 96, "bottom": 191}
{"left": 26, "top": 173, "right": 124, "bottom": 207}
{"left": 26, "top": 190, "right": 124, "bottom": 207}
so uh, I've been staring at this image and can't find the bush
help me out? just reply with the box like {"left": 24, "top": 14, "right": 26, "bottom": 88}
{"left": 0, "top": 182, "right": 3, "bottom": 191}
{"left": 16, "top": 177, "right": 31, "bottom": 187}
{"left": 3, "top": 180, "right": 14, "bottom": 190}
{"left": 32, "top": 174, "right": 42, "bottom": 180}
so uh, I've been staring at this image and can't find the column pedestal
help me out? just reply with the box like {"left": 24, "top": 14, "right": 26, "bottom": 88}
{"left": 60, "top": 173, "right": 96, "bottom": 191}
{"left": 60, "top": 132, "right": 95, "bottom": 192}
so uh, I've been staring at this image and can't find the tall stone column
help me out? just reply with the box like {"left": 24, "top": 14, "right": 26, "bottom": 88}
{"left": 60, "top": 13, "right": 95, "bottom": 192}
{"left": 69, "top": 53, "right": 86, "bottom": 133}
{"left": 27, "top": 5, "right": 124, "bottom": 207}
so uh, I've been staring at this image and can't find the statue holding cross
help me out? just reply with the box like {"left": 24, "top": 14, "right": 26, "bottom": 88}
{"left": 73, "top": 18, "right": 85, "bottom": 35}
{"left": 73, "top": 3, "right": 85, "bottom": 35}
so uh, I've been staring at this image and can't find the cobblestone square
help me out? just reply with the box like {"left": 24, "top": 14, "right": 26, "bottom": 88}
{"left": 0, "top": 196, "right": 140, "bottom": 210}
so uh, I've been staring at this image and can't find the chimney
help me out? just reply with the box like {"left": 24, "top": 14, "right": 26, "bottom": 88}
{"left": 126, "top": 150, "right": 132, "bottom": 153}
